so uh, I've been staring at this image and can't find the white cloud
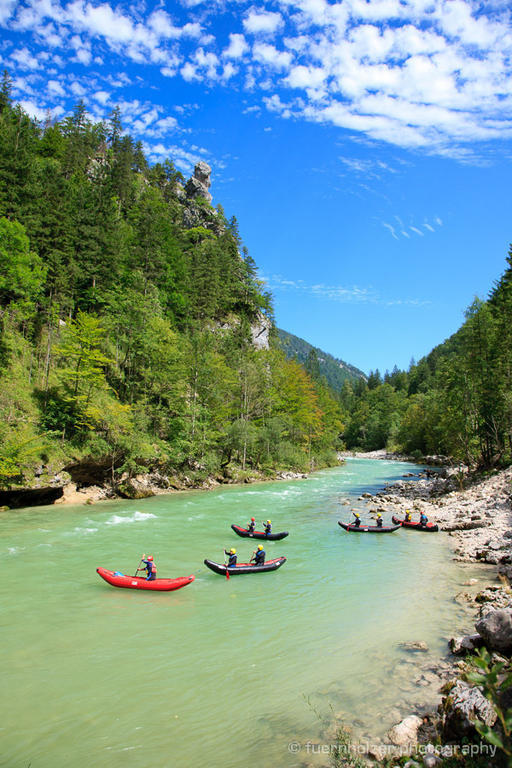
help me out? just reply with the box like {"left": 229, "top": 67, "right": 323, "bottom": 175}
{"left": 5, "top": 0, "right": 512, "bottom": 158}
{"left": 0, "top": 0, "right": 16, "bottom": 24}
{"left": 93, "top": 90, "right": 110, "bottom": 105}
{"left": 47, "top": 78, "right": 65, "bottom": 96}
{"left": 20, "top": 99, "right": 63, "bottom": 121}
{"left": 11, "top": 47, "right": 40, "bottom": 70}
{"left": 181, "top": 61, "right": 199, "bottom": 82}
{"left": 70, "top": 80, "right": 86, "bottom": 96}
{"left": 253, "top": 43, "right": 292, "bottom": 70}
{"left": 285, "top": 64, "right": 326, "bottom": 90}
{"left": 223, "top": 33, "right": 249, "bottom": 59}
{"left": 243, "top": 9, "right": 283, "bottom": 35}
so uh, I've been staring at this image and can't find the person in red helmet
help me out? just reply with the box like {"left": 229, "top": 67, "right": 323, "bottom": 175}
{"left": 137, "top": 554, "right": 157, "bottom": 581}
{"left": 247, "top": 517, "right": 256, "bottom": 533}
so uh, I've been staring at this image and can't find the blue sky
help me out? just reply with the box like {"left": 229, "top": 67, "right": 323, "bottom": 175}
{"left": 2, "top": 0, "right": 512, "bottom": 374}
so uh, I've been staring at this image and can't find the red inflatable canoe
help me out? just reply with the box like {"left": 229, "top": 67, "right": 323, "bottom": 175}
{"left": 392, "top": 516, "right": 439, "bottom": 532}
{"left": 96, "top": 567, "right": 195, "bottom": 592}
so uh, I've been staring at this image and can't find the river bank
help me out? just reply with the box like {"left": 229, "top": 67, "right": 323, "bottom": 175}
{"left": 338, "top": 460, "right": 512, "bottom": 765}
{"left": 0, "top": 464, "right": 311, "bottom": 509}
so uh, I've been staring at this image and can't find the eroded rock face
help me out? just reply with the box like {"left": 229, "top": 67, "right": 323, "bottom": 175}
{"left": 250, "top": 312, "right": 270, "bottom": 350}
{"left": 185, "top": 161, "right": 212, "bottom": 203}
{"left": 475, "top": 608, "right": 512, "bottom": 653}
{"left": 442, "top": 680, "right": 496, "bottom": 739}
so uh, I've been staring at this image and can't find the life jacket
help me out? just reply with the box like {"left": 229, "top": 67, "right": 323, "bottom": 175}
{"left": 145, "top": 560, "right": 157, "bottom": 574}
{"left": 254, "top": 550, "right": 265, "bottom": 564}
{"left": 247, "top": 521, "right": 255, "bottom": 532}
{"left": 264, "top": 524, "right": 271, "bottom": 534}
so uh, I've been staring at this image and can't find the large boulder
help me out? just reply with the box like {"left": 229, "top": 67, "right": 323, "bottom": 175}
{"left": 116, "top": 478, "right": 155, "bottom": 500}
{"left": 475, "top": 608, "right": 512, "bottom": 652}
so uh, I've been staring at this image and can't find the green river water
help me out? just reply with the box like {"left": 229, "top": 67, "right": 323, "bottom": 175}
{"left": 1, "top": 459, "right": 480, "bottom": 768}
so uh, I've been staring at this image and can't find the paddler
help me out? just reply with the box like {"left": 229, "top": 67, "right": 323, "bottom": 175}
{"left": 419, "top": 511, "right": 429, "bottom": 527}
{"left": 263, "top": 519, "right": 272, "bottom": 535}
{"left": 247, "top": 517, "right": 256, "bottom": 533}
{"left": 225, "top": 547, "right": 237, "bottom": 567}
{"left": 404, "top": 510, "right": 412, "bottom": 522}
{"left": 352, "top": 512, "right": 361, "bottom": 528}
{"left": 138, "top": 554, "right": 157, "bottom": 581}
{"left": 251, "top": 544, "right": 265, "bottom": 565}
{"left": 376, "top": 513, "right": 383, "bottom": 528}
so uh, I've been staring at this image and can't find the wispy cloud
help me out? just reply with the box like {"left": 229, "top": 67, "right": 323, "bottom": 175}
{"left": 382, "top": 215, "right": 443, "bottom": 239}
{"left": 262, "top": 274, "right": 430, "bottom": 306}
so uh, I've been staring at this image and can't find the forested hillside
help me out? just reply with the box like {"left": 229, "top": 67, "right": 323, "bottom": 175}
{"left": 277, "top": 329, "right": 366, "bottom": 390}
{"left": 341, "top": 252, "right": 512, "bottom": 468}
{"left": 0, "top": 75, "right": 344, "bottom": 491}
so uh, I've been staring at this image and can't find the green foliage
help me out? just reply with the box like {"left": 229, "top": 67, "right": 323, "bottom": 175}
{"left": 466, "top": 648, "right": 512, "bottom": 764}
{"left": 342, "top": 253, "right": 512, "bottom": 467}
{"left": 329, "top": 726, "right": 368, "bottom": 768}
{"left": 0, "top": 217, "right": 46, "bottom": 321}
{"left": 0, "top": 93, "right": 345, "bottom": 487}
{"left": 277, "top": 328, "right": 366, "bottom": 390}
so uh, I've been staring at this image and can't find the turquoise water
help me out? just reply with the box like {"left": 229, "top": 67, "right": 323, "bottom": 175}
{"left": 0, "top": 459, "right": 477, "bottom": 768}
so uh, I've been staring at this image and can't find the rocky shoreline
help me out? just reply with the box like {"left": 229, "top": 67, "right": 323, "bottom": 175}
{"left": 344, "top": 458, "right": 512, "bottom": 766}
{"left": 0, "top": 464, "right": 311, "bottom": 510}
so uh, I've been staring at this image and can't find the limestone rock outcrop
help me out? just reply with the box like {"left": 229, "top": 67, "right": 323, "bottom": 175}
{"left": 185, "top": 161, "right": 212, "bottom": 203}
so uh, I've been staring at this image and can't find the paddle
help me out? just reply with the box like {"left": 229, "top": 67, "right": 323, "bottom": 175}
{"left": 133, "top": 556, "right": 144, "bottom": 577}
{"left": 223, "top": 550, "right": 230, "bottom": 580}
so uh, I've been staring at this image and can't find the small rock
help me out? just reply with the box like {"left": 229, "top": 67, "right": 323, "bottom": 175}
{"left": 449, "top": 634, "right": 484, "bottom": 655}
{"left": 399, "top": 641, "right": 429, "bottom": 652}
{"left": 387, "top": 715, "right": 422, "bottom": 747}
{"left": 423, "top": 754, "right": 441, "bottom": 767}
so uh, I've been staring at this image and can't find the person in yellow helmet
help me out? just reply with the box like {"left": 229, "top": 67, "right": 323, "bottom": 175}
{"left": 251, "top": 543, "right": 265, "bottom": 566}
{"left": 405, "top": 510, "right": 412, "bottom": 522}
{"left": 262, "top": 519, "right": 272, "bottom": 536}
{"left": 352, "top": 512, "right": 361, "bottom": 528}
{"left": 224, "top": 547, "right": 237, "bottom": 567}
{"left": 376, "top": 513, "right": 383, "bottom": 528}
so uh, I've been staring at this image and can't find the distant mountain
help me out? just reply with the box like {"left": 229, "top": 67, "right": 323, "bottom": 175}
{"left": 276, "top": 329, "right": 367, "bottom": 391}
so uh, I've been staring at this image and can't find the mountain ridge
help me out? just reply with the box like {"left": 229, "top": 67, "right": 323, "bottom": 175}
{"left": 276, "top": 328, "right": 366, "bottom": 391}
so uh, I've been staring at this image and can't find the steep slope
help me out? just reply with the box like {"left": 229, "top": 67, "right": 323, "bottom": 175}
{"left": 277, "top": 328, "right": 366, "bottom": 391}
